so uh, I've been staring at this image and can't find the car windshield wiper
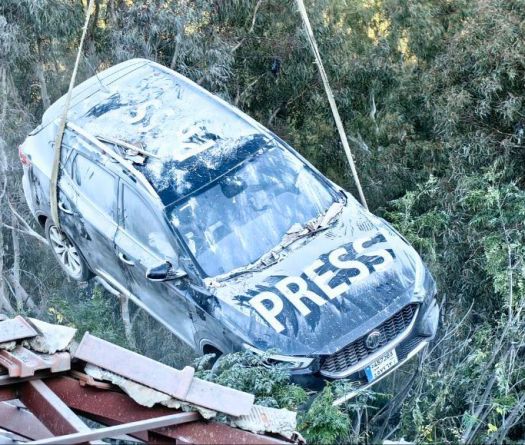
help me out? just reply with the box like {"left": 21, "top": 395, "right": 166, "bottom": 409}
{"left": 214, "top": 200, "right": 345, "bottom": 282}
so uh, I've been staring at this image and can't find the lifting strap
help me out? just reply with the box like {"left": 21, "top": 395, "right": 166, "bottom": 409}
{"left": 50, "top": 0, "right": 95, "bottom": 226}
{"left": 295, "top": 0, "right": 368, "bottom": 210}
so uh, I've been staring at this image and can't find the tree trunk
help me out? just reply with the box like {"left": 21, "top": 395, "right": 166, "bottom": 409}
{"left": 0, "top": 68, "right": 13, "bottom": 315}
{"left": 119, "top": 294, "right": 136, "bottom": 349}
{"left": 9, "top": 212, "right": 36, "bottom": 311}
{"left": 36, "top": 39, "right": 51, "bottom": 110}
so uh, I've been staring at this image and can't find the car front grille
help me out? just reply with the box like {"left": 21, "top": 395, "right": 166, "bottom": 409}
{"left": 321, "top": 303, "right": 418, "bottom": 377}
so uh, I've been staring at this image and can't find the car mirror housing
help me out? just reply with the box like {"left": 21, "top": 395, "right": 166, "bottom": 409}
{"left": 146, "top": 261, "right": 187, "bottom": 282}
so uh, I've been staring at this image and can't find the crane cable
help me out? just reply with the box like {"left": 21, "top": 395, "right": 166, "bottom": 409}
{"left": 50, "top": 0, "right": 95, "bottom": 227}
{"left": 295, "top": 0, "right": 368, "bottom": 210}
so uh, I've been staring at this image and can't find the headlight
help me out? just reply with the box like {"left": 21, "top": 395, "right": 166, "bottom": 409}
{"left": 413, "top": 258, "right": 427, "bottom": 300}
{"left": 243, "top": 344, "right": 314, "bottom": 370}
{"left": 413, "top": 257, "right": 437, "bottom": 301}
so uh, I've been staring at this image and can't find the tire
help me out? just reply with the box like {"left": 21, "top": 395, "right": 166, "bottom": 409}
{"left": 45, "top": 219, "right": 93, "bottom": 281}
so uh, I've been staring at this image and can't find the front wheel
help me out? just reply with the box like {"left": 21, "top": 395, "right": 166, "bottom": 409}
{"left": 45, "top": 219, "right": 93, "bottom": 281}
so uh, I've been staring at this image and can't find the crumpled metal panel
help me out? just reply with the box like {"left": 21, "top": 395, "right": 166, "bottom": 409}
{"left": 74, "top": 333, "right": 254, "bottom": 417}
{"left": 0, "top": 346, "right": 70, "bottom": 378}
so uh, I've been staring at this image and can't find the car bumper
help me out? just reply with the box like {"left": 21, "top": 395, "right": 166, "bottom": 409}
{"left": 332, "top": 336, "right": 428, "bottom": 405}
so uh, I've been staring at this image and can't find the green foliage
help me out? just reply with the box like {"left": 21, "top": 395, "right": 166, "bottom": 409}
{"left": 47, "top": 284, "right": 128, "bottom": 346}
{"left": 196, "top": 350, "right": 307, "bottom": 410}
{"left": 299, "top": 384, "right": 350, "bottom": 444}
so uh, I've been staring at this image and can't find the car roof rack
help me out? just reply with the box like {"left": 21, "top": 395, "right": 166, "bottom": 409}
{"left": 95, "top": 134, "right": 161, "bottom": 161}
{"left": 66, "top": 121, "right": 160, "bottom": 201}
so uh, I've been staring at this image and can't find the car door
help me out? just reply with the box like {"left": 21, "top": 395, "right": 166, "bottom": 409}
{"left": 66, "top": 149, "right": 127, "bottom": 285}
{"left": 113, "top": 181, "right": 196, "bottom": 348}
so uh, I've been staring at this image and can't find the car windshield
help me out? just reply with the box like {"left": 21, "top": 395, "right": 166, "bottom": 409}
{"left": 169, "top": 142, "right": 336, "bottom": 276}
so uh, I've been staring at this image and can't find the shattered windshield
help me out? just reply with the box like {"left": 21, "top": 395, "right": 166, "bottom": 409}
{"left": 169, "top": 143, "right": 336, "bottom": 277}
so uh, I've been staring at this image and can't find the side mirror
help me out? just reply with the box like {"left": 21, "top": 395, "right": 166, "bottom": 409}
{"left": 146, "top": 261, "right": 187, "bottom": 282}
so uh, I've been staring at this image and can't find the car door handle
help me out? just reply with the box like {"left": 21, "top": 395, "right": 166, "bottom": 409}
{"left": 58, "top": 201, "right": 74, "bottom": 215}
{"left": 118, "top": 251, "right": 135, "bottom": 266}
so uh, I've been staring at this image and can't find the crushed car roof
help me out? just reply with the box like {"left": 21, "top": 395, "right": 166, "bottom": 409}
{"left": 42, "top": 58, "right": 271, "bottom": 206}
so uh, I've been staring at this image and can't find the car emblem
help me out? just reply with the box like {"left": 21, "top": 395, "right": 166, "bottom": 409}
{"left": 365, "top": 330, "right": 382, "bottom": 349}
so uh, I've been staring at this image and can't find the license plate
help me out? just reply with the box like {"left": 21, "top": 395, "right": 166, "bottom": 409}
{"left": 364, "top": 349, "right": 398, "bottom": 382}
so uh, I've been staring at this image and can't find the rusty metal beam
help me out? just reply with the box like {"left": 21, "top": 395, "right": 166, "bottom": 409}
{"left": 0, "top": 400, "right": 53, "bottom": 440}
{"left": 0, "top": 316, "right": 39, "bottom": 343}
{"left": 161, "top": 421, "right": 290, "bottom": 445}
{"left": 18, "top": 379, "right": 91, "bottom": 437}
{"left": 0, "top": 386, "right": 16, "bottom": 402}
{"left": 47, "top": 376, "right": 289, "bottom": 444}
{"left": 0, "top": 371, "right": 54, "bottom": 387}
{"left": 74, "top": 333, "right": 254, "bottom": 416}
{"left": 30, "top": 412, "right": 200, "bottom": 445}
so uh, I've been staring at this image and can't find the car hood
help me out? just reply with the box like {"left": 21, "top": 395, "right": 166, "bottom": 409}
{"left": 207, "top": 196, "right": 435, "bottom": 356}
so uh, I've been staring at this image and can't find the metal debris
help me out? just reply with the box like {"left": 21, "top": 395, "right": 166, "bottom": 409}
{"left": 0, "top": 315, "right": 297, "bottom": 444}
{"left": 0, "top": 346, "right": 70, "bottom": 377}
{"left": 75, "top": 332, "right": 255, "bottom": 417}
{"left": 84, "top": 363, "right": 298, "bottom": 437}
{"left": 84, "top": 363, "right": 217, "bottom": 419}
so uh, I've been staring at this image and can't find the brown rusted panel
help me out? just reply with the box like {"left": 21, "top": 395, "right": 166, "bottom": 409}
{"left": 0, "top": 316, "right": 39, "bottom": 343}
{"left": 0, "top": 347, "right": 70, "bottom": 378}
{"left": 19, "top": 379, "right": 91, "bottom": 436}
{"left": 74, "top": 333, "right": 254, "bottom": 416}
{"left": 0, "top": 400, "right": 54, "bottom": 440}
{"left": 0, "top": 386, "right": 16, "bottom": 402}
{"left": 47, "top": 376, "right": 289, "bottom": 444}
{"left": 162, "top": 421, "right": 290, "bottom": 445}
{"left": 70, "top": 370, "right": 113, "bottom": 389}
{"left": 29, "top": 412, "right": 200, "bottom": 445}
{"left": 47, "top": 376, "right": 178, "bottom": 420}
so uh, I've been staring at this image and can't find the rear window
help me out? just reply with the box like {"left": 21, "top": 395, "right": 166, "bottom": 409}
{"left": 72, "top": 154, "right": 116, "bottom": 217}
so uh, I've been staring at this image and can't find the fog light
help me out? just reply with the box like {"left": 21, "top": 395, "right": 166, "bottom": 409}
{"left": 418, "top": 299, "right": 439, "bottom": 337}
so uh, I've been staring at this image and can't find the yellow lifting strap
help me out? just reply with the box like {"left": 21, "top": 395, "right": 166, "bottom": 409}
{"left": 295, "top": 0, "right": 368, "bottom": 210}
{"left": 50, "top": 0, "right": 95, "bottom": 227}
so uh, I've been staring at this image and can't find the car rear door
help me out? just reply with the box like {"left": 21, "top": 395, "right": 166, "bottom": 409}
{"left": 113, "top": 181, "right": 196, "bottom": 348}
{"left": 66, "top": 146, "right": 127, "bottom": 285}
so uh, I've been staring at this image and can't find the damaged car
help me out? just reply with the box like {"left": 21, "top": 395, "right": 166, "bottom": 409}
{"left": 20, "top": 58, "right": 439, "bottom": 400}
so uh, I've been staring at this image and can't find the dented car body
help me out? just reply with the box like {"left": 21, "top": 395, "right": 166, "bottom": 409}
{"left": 20, "top": 59, "right": 439, "bottom": 398}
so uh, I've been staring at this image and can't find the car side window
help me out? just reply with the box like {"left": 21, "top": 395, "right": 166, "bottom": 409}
{"left": 122, "top": 185, "right": 176, "bottom": 259}
{"left": 60, "top": 130, "right": 78, "bottom": 174}
{"left": 72, "top": 154, "right": 116, "bottom": 218}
